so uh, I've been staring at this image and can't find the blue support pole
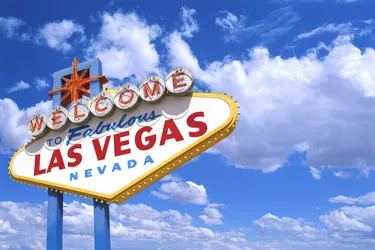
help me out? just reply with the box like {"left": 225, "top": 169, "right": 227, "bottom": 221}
{"left": 47, "top": 91, "right": 63, "bottom": 250}
{"left": 90, "top": 58, "right": 111, "bottom": 250}
{"left": 47, "top": 190, "right": 63, "bottom": 249}
{"left": 94, "top": 200, "right": 111, "bottom": 249}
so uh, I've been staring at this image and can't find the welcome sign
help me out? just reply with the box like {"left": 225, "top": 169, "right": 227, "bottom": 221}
{"left": 9, "top": 59, "right": 239, "bottom": 204}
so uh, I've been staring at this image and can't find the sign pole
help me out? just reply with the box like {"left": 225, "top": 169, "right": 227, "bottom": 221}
{"left": 90, "top": 61, "right": 111, "bottom": 250}
{"left": 46, "top": 92, "right": 63, "bottom": 250}
{"left": 94, "top": 200, "right": 111, "bottom": 249}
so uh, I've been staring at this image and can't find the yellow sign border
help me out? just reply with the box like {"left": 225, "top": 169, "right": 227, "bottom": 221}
{"left": 9, "top": 91, "right": 239, "bottom": 204}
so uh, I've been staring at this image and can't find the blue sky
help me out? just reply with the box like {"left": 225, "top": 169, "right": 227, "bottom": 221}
{"left": 1, "top": 0, "right": 375, "bottom": 249}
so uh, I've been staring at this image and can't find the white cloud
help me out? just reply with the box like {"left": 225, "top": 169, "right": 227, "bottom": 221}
{"left": 254, "top": 213, "right": 319, "bottom": 234}
{"left": 215, "top": 7, "right": 300, "bottom": 43}
{"left": 0, "top": 201, "right": 46, "bottom": 249}
{"left": 208, "top": 203, "right": 227, "bottom": 208}
{"left": 295, "top": 142, "right": 310, "bottom": 152}
{"left": 85, "top": 11, "right": 162, "bottom": 81}
{"left": 359, "top": 168, "right": 372, "bottom": 178}
{"left": 200, "top": 207, "right": 224, "bottom": 225}
{"left": 0, "top": 201, "right": 251, "bottom": 250}
{"left": 0, "top": 18, "right": 84, "bottom": 50}
{"left": 180, "top": 7, "right": 198, "bottom": 38}
{"left": 165, "top": 28, "right": 375, "bottom": 172}
{"left": 35, "top": 78, "right": 49, "bottom": 91}
{"left": 320, "top": 207, "right": 375, "bottom": 232}
{"left": 0, "top": 219, "right": 16, "bottom": 234}
{"left": 7, "top": 81, "right": 30, "bottom": 93}
{"left": 37, "top": 20, "right": 85, "bottom": 52}
{"left": 0, "top": 98, "right": 51, "bottom": 154}
{"left": 296, "top": 20, "right": 375, "bottom": 40}
{"left": 310, "top": 167, "right": 321, "bottom": 180}
{"left": 334, "top": 171, "right": 353, "bottom": 179}
{"left": 152, "top": 181, "right": 208, "bottom": 205}
{"left": 297, "top": 23, "right": 353, "bottom": 40}
{"left": 215, "top": 11, "right": 244, "bottom": 32}
{"left": 160, "top": 174, "right": 182, "bottom": 182}
{"left": 329, "top": 192, "right": 375, "bottom": 205}
{"left": 0, "top": 17, "right": 25, "bottom": 38}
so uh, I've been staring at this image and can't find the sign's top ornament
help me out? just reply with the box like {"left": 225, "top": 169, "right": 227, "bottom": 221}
{"left": 48, "top": 58, "right": 108, "bottom": 107}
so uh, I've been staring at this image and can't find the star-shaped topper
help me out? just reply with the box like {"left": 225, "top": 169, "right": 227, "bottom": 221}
{"left": 48, "top": 58, "right": 108, "bottom": 107}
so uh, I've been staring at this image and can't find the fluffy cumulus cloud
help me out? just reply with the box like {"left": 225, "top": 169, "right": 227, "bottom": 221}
{"left": 0, "top": 201, "right": 250, "bottom": 250}
{"left": 6, "top": 81, "right": 30, "bottom": 93}
{"left": 160, "top": 174, "right": 182, "bottom": 182}
{"left": 199, "top": 207, "right": 224, "bottom": 225}
{"left": 0, "top": 219, "right": 16, "bottom": 234}
{"left": 37, "top": 20, "right": 85, "bottom": 52}
{"left": 151, "top": 181, "right": 208, "bottom": 205}
{"left": 165, "top": 21, "right": 375, "bottom": 173}
{"left": 0, "top": 99, "right": 51, "bottom": 154}
{"left": 0, "top": 201, "right": 46, "bottom": 250}
{"left": 85, "top": 11, "right": 162, "bottom": 81}
{"left": 250, "top": 201, "right": 375, "bottom": 248}
{"left": 320, "top": 206, "right": 375, "bottom": 232}
{"left": 253, "top": 213, "right": 320, "bottom": 239}
{"left": 329, "top": 192, "right": 375, "bottom": 205}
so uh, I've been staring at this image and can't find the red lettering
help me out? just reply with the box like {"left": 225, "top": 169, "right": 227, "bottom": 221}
{"left": 95, "top": 97, "right": 107, "bottom": 112}
{"left": 187, "top": 112, "right": 207, "bottom": 137}
{"left": 74, "top": 105, "right": 85, "bottom": 119}
{"left": 67, "top": 144, "right": 82, "bottom": 167}
{"left": 30, "top": 117, "right": 44, "bottom": 132}
{"left": 33, "top": 154, "right": 45, "bottom": 176}
{"left": 144, "top": 81, "right": 160, "bottom": 98}
{"left": 119, "top": 90, "right": 134, "bottom": 105}
{"left": 135, "top": 126, "right": 156, "bottom": 150}
{"left": 52, "top": 111, "right": 62, "bottom": 126}
{"left": 172, "top": 73, "right": 185, "bottom": 89}
{"left": 114, "top": 131, "right": 131, "bottom": 156}
{"left": 47, "top": 149, "right": 65, "bottom": 173}
{"left": 92, "top": 135, "right": 111, "bottom": 161}
{"left": 160, "top": 119, "right": 184, "bottom": 146}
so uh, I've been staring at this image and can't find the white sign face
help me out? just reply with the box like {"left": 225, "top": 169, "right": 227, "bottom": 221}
{"left": 10, "top": 92, "right": 238, "bottom": 203}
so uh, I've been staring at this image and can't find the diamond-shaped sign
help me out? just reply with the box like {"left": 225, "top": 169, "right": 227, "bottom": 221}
{"left": 9, "top": 91, "right": 238, "bottom": 204}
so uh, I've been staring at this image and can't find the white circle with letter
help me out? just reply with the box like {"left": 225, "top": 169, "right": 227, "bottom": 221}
{"left": 139, "top": 76, "right": 166, "bottom": 103}
{"left": 90, "top": 92, "right": 114, "bottom": 117}
{"left": 27, "top": 113, "right": 48, "bottom": 138}
{"left": 46, "top": 106, "right": 69, "bottom": 131}
{"left": 114, "top": 84, "right": 140, "bottom": 110}
{"left": 166, "top": 67, "right": 194, "bottom": 95}
{"left": 68, "top": 100, "right": 91, "bottom": 124}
